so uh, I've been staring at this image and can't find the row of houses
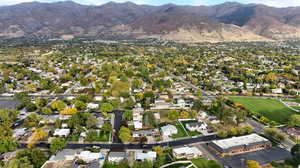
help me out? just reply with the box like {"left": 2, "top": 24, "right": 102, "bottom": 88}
{"left": 41, "top": 145, "right": 204, "bottom": 168}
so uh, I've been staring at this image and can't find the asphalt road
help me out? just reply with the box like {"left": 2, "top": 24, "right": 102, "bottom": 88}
{"left": 20, "top": 134, "right": 217, "bottom": 150}
{"left": 112, "top": 110, "right": 124, "bottom": 143}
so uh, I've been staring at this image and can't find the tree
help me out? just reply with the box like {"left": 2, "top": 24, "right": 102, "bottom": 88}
{"left": 50, "top": 138, "right": 67, "bottom": 153}
{"left": 60, "top": 107, "right": 78, "bottom": 115}
{"left": 76, "top": 94, "right": 92, "bottom": 103}
{"left": 16, "top": 149, "right": 47, "bottom": 168}
{"left": 25, "top": 102, "right": 37, "bottom": 112}
{"left": 27, "top": 127, "right": 48, "bottom": 148}
{"left": 41, "top": 107, "right": 52, "bottom": 115}
{"left": 36, "top": 98, "right": 48, "bottom": 108}
{"left": 86, "top": 130, "right": 99, "bottom": 142}
{"left": 265, "top": 73, "right": 278, "bottom": 84}
{"left": 24, "top": 113, "right": 41, "bottom": 128}
{"left": 180, "top": 111, "right": 189, "bottom": 119}
{"left": 102, "top": 122, "right": 112, "bottom": 133}
{"left": 3, "top": 158, "right": 32, "bottom": 168}
{"left": 246, "top": 160, "right": 261, "bottom": 168}
{"left": 152, "top": 146, "right": 164, "bottom": 157}
{"left": 196, "top": 89, "right": 203, "bottom": 98}
{"left": 119, "top": 126, "right": 132, "bottom": 143}
{"left": 123, "top": 110, "right": 133, "bottom": 121}
{"left": 40, "top": 78, "right": 54, "bottom": 90}
{"left": 50, "top": 138, "right": 66, "bottom": 153}
{"left": 189, "top": 110, "right": 198, "bottom": 119}
{"left": 289, "top": 115, "right": 300, "bottom": 127}
{"left": 0, "top": 137, "right": 19, "bottom": 153}
{"left": 0, "top": 109, "right": 19, "bottom": 128}
{"left": 85, "top": 114, "right": 97, "bottom": 129}
{"left": 100, "top": 103, "right": 113, "bottom": 113}
{"left": 74, "top": 100, "right": 87, "bottom": 111}
{"left": 264, "top": 128, "right": 287, "bottom": 143}
{"left": 291, "top": 144, "right": 300, "bottom": 157}
{"left": 51, "top": 100, "right": 67, "bottom": 111}
{"left": 167, "top": 110, "right": 179, "bottom": 120}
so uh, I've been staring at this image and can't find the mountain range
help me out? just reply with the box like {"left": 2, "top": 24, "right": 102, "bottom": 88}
{"left": 1, "top": 1, "right": 300, "bottom": 43}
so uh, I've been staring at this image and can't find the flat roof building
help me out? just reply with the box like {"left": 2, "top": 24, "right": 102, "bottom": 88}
{"left": 209, "top": 134, "right": 271, "bottom": 156}
{"left": 173, "top": 146, "right": 202, "bottom": 159}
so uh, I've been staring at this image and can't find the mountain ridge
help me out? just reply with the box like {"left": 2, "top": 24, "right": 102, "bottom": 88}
{"left": 1, "top": 1, "right": 300, "bottom": 42}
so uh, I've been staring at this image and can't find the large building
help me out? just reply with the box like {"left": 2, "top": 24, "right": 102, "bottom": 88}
{"left": 209, "top": 134, "right": 272, "bottom": 156}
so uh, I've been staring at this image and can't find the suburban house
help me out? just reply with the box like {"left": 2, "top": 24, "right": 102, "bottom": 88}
{"left": 133, "top": 103, "right": 144, "bottom": 129}
{"left": 87, "top": 103, "right": 99, "bottom": 109}
{"left": 108, "top": 152, "right": 126, "bottom": 163}
{"left": 151, "top": 99, "right": 172, "bottom": 110}
{"left": 186, "top": 121, "right": 207, "bottom": 132}
{"left": 13, "top": 128, "right": 27, "bottom": 139}
{"left": 41, "top": 150, "right": 105, "bottom": 168}
{"left": 161, "top": 125, "right": 178, "bottom": 137}
{"left": 53, "top": 129, "right": 70, "bottom": 137}
{"left": 135, "top": 151, "right": 157, "bottom": 161}
{"left": 41, "top": 149, "right": 77, "bottom": 168}
{"left": 76, "top": 151, "right": 105, "bottom": 163}
{"left": 209, "top": 134, "right": 272, "bottom": 156}
{"left": 173, "top": 146, "right": 202, "bottom": 159}
{"left": 132, "top": 129, "right": 158, "bottom": 138}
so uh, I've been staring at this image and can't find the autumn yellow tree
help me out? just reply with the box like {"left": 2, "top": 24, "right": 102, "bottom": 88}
{"left": 246, "top": 160, "right": 261, "bottom": 168}
{"left": 152, "top": 146, "right": 164, "bottom": 157}
{"left": 60, "top": 107, "right": 78, "bottom": 115}
{"left": 27, "top": 127, "right": 48, "bottom": 148}
{"left": 180, "top": 111, "right": 190, "bottom": 119}
{"left": 265, "top": 73, "right": 277, "bottom": 83}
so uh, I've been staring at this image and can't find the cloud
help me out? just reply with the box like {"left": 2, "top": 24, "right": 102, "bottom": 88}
{"left": 245, "top": 0, "right": 300, "bottom": 7}
{"left": 0, "top": 0, "right": 208, "bottom": 6}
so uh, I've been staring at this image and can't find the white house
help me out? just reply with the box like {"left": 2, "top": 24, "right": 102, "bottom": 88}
{"left": 135, "top": 151, "right": 157, "bottom": 161}
{"left": 173, "top": 146, "right": 202, "bottom": 159}
{"left": 76, "top": 151, "right": 105, "bottom": 163}
{"left": 161, "top": 125, "right": 178, "bottom": 137}
{"left": 87, "top": 103, "right": 99, "bottom": 109}
{"left": 151, "top": 99, "right": 172, "bottom": 110}
{"left": 53, "top": 129, "right": 70, "bottom": 137}
{"left": 134, "top": 121, "right": 143, "bottom": 129}
{"left": 94, "top": 96, "right": 103, "bottom": 102}
{"left": 271, "top": 88, "right": 283, "bottom": 94}
{"left": 133, "top": 103, "right": 144, "bottom": 129}
{"left": 13, "top": 128, "right": 27, "bottom": 139}
{"left": 186, "top": 121, "right": 207, "bottom": 132}
{"left": 108, "top": 152, "right": 126, "bottom": 163}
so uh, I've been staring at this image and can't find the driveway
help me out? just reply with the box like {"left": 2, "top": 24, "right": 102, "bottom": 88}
{"left": 112, "top": 110, "right": 124, "bottom": 143}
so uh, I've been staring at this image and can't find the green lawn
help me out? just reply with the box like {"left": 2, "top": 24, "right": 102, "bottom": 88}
{"left": 96, "top": 131, "right": 110, "bottom": 142}
{"left": 229, "top": 96, "right": 297, "bottom": 124}
{"left": 192, "top": 158, "right": 222, "bottom": 168}
{"left": 171, "top": 124, "right": 188, "bottom": 139}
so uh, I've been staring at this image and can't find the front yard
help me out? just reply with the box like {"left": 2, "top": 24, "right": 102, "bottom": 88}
{"left": 171, "top": 124, "right": 188, "bottom": 139}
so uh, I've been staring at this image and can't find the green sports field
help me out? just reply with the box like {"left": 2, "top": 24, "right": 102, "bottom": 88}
{"left": 229, "top": 96, "right": 297, "bottom": 124}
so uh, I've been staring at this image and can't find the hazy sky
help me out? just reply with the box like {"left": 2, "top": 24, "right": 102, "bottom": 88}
{"left": 1, "top": 0, "right": 300, "bottom": 7}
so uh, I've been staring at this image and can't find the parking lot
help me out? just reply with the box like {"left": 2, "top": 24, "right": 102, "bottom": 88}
{"left": 0, "top": 99, "right": 21, "bottom": 110}
{"left": 200, "top": 144, "right": 292, "bottom": 168}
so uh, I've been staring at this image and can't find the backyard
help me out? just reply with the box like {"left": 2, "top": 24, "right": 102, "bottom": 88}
{"left": 229, "top": 96, "right": 297, "bottom": 124}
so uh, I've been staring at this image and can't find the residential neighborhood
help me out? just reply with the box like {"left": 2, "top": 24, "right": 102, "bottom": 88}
{"left": 0, "top": 39, "right": 299, "bottom": 168}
